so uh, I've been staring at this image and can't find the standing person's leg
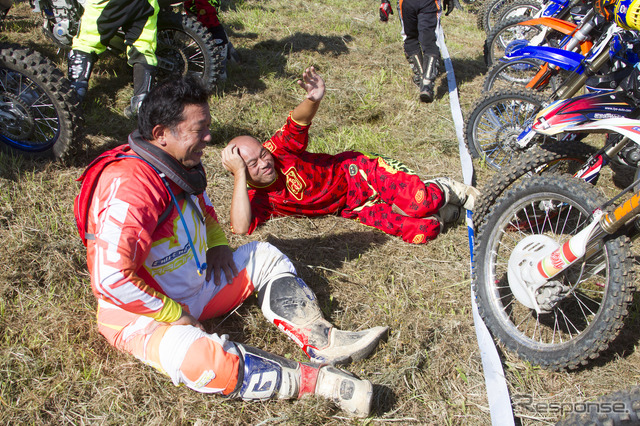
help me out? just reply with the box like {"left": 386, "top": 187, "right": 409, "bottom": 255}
{"left": 197, "top": 241, "right": 388, "bottom": 366}
{"left": 417, "top": 0, "right": 440, "bottom": 102}
{"left": 399, "top": 0, "right": 424, "bottom": 88}
{"left": 122, "top": 0, "right": 159, "bottom": 117}
{"left": 68, "top": 0, "right": 118, "bottom": 99}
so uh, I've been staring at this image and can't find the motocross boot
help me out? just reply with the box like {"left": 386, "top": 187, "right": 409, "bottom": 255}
{"left": 67, "top": 49, "right": 95, "bottom": 101}
{"left": 124, "top": 63, "right": 156, "bottom": 119}
{"left": 208, "top": 25, "right": 240, "bottom": 80}
{"left": 235, "top": 344, "right": 373, "bottom": 417}
{"left": 436, "top": 203, "right": 462, "bottom": 225}
{"left": 420, "top": 54, "right": 439, "bottom": 103}
{"left": 258, "top": 275, "right": 388, "bottom": 365}
{"left": 0, "top": 0, "right": 11, "bottom": 20}
{"left": 425, "top": 177, "right": 481, "bottom": 211}
{"left": 406, "top": 51, "right": 423, "bottom": 88}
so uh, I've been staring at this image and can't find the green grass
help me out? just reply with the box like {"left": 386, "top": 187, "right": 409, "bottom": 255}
{"left": 2, "top": 0, "right": 640, "bottom": 424}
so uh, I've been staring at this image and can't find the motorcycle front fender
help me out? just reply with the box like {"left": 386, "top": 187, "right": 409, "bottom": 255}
{"left": 517, "top": 18, "right": 593, "bottom": 54}
{"left": 506, "top": 45, "right": 584, "bottom": 72}
{"left": 519, "top": 17, "right": 576, "bottom": 35}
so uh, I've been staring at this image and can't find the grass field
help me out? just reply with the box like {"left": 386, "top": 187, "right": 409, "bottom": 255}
{"left": 2, "top": 0, "right": 640, "bottom": 424}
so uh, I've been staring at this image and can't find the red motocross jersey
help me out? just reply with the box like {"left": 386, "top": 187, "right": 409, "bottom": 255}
{"left": 246, "top": 116, "right": 360, "bottom": 234}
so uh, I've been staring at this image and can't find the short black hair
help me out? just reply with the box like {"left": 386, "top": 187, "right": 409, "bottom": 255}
{"left": 137, "top": 75, "right": 210, "bottom": 140}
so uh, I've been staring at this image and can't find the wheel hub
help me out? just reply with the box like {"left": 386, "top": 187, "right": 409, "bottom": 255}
{"left": 156, "top": 40, "right": 188, "bottom": 76}
{"left": 495, "top": 124, "right": 523, "bottom": 151}
{"left": 507, "top": 234, "right": 560, "bottom": 312}
{"left": 535, "top": 281, "right": 570, "bottom": 312}
{"left": 0, "top": 91, "right": 34, "bottom": 140}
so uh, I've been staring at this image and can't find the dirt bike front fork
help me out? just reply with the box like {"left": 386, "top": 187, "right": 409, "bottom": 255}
{"left": 507, "top": 185, "right": 640, "bottom": 314}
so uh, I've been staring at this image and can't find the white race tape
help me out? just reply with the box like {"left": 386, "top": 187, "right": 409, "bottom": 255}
{"left": 436, "top": 20, "right": 515, "bottom": 426}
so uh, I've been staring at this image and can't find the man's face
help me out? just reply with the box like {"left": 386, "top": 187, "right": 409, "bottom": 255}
{"left": 238, "top": 139, "right": 277, "bottom": 186}
{"left": 162, "top": 103, "right": 212, "bottom": 169}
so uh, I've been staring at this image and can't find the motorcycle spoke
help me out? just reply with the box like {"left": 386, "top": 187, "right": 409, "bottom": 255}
{"left": 0, "top": 68, "right": 60, "bottom": 145}
{"left": 157, "top": 29, "right": 207, "bottom": 78}
{"left": 485, "top": 188, "right": 609, "bottom": 347}
{"left": 472, "top": 95, "right": 541, "bottom": 170}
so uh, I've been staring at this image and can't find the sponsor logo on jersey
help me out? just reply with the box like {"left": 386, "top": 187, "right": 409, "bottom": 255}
{"left": 415, "top": 188, "right": 425, "bottom": 204}
{"left": 264, "top": 140, "right": 276, "bottom": 153}
{"left": 151, "top": 243, "right": 191, "bottom": 267}
{"left": 283, "top": 167, "right": 306, "bottom": 200}
{"left": 412, "top": 234, "right": 425, "bottom": 244}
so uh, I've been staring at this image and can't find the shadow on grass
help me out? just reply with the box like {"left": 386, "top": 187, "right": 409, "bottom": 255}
{"left": 434, "top": 54, "right": 487, "bottom": 102}
{"left": 266, "top": 230, "right": 390, "bottom": 274}
{"left": 222, "top": 32, "right": 353, "bottom": 94}
{"left": 373, "top": 384, "right": 397, "bottom": 416}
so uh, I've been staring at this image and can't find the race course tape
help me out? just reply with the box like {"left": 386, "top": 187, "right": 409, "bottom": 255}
{"left": 436, "top": 20, "right": 515, "bottom": 426}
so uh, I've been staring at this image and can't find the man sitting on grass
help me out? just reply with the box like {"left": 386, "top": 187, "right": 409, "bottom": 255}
{"left": 222, "top": 67, "right": 479, "bottom": 244}
{"left": 75, "top": 76, "right": 387, "bottom": 418}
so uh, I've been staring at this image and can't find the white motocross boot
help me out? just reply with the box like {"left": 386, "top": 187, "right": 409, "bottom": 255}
{"left": 258, "top": 275, "right": 388, "bottom": 365}
{"left": 426, "top": 177, "right": 481, "bottom": 211}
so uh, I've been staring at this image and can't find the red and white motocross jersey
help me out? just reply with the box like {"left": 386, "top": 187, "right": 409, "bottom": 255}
{"left": 85, "top": 150, "right": 228, "bottom": 323}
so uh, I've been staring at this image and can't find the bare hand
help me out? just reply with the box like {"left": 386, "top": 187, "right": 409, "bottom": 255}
{"left": 297, "top": 66, "right": 325, "bottom": 102}
{"left": 221, "top": 144, "right": 248, "bottom": 176}
{"left": 206, "top": 245, "right": 239, "bottom": 286}
{"left": 171, "top": 312, "right": 205, "bottom": 331}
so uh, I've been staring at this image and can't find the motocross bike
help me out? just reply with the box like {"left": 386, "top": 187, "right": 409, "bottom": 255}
{"left": 483, "top": 7, "right": 602, "bottom": 92}
{"left": 473, "top": 116, "right": 640, "bottom": 371}
{"left": 31, "top": 0, "right": 225, "bottom": 91}
{"left": 484, "top": 0, "right": 591, "bottom": 67}
{"left": 465, "top": 21, "right": 638, "bottom": 171}
{"left": 0, "top": 45, "right": 79, "bottom": 159}
{"left": 556, "top": 385, "right": 640, "bottom": 424}
{"left": 472, "top": 89, "right": 638, "bottom": 220}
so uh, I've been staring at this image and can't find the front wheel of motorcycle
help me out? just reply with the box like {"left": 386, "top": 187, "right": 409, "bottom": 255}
{"left": 156, "top": 11, "right": 224, "bottom": 91}
{"left": 0, "top": 46, "right": 79, "bottom": 160}
{"left": 483, "top": 57, "right": 568, "bottom": 93}
{"left": 473, "top": 174, "right": 634, "bottom": 371}
{"left": 472, "top": 140, "right": 597, "bottom": 222}
{"left": 464, "top": 88, "right": 546, "bottom": 171}
{"left": 478, "top": 0, "right": 514, "bottom": 33}
{"left": 484, "top": 15, "right": 543, "bottom": 68}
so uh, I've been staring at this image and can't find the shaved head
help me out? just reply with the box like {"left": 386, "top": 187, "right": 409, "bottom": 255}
{"left": 228, "top": 135, "right": 261, "bottom": 150}
{"left": 228, "top": 135, "right": 277, "bottom": 186}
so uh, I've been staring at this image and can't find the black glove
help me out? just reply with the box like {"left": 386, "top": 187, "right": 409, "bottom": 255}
{"left": 442, "top": 0, "right": 454, "bottom": 16}
{"left": 379, "top": 0, "right": 393, "bottom": 22}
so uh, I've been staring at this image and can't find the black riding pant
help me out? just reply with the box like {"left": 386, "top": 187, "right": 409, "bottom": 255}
{"left": 399, "top": 0, "right": 441, "bottom": 57}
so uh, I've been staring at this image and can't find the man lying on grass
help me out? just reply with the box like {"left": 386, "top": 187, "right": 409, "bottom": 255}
{"left": 222, "top": 67, "right": 479, "bottom": 244}
{"left": 74, "top": 76, "right": 387, "bottom": 418}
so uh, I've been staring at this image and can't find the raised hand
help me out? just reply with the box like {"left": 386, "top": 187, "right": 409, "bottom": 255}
{"left": 297, "top": 66, "right": 325, "bottom": 102}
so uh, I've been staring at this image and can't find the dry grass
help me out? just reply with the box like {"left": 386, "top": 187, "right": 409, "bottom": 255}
{"left": 1, "top": 0, "right": 640, "bottom": 424}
